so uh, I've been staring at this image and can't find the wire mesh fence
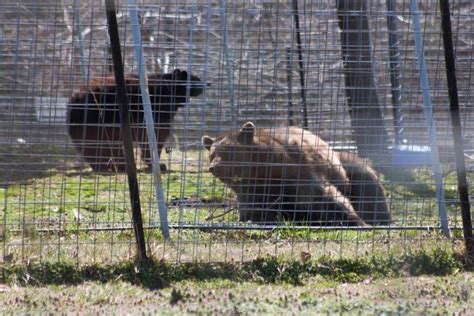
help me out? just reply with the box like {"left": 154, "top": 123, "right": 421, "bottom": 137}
{"left": 0, "top": 0, "right": 472, "bottom": 264}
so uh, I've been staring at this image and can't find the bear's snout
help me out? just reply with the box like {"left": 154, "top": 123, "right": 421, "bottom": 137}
{"left": 208, "top": 162, "right": 221, "bottom": 176}
{"left": 208, "top": 164, "right": 228, "bottom": 178}
{"left": 208, "top": 155, "right": 222, "bottom": 175}
{"left": 208, "top": 165, "right": 215, "bottom": 174}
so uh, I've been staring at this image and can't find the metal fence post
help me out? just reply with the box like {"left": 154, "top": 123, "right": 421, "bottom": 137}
{"left": 292, "top": 0, "right": 308, "bottom": 129}
{"left": 439, "top": 0, "right": 472, "bottom": 253}
{"left": 73, "top": 0, "right": 89, "bottom": 81}
{"left": 386, "top": 0, "right": 403, "bottom": 146}
{"left": 128, "top": 0, "right": 170, "bottom": 240}
{"left": 219, "top": 0, "right": 236, "bottom": 128}
{"left": 105, "top": 0, "right": 148, "bottom": 261}
{"left": 410, "top": 0, "right": 450, "bottom": 237}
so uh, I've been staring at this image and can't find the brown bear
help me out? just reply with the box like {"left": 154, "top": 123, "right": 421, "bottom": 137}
{"left": 202, "top": 122, "right": 391, "bottom": 226}
{"left": 337, "top": 151, "right": 392, "bottom": 225}
{"left": 67, "top": 69, "right": 206, "bottom": 172}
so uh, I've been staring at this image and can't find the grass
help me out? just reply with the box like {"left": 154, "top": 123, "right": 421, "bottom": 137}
{"left": 0, "top": 146, "right": 472, "bottom": 266}
{"left": 0, "top": 247, "right": 466, "bottom": 287}
{"left": 1, "top": 148, "right": 235, "bottom": 231}
{"left": 2, "top": 147, "right": 469, "bottom": 231}
{"left": 0, "top": 247, "right": 472, "bottom": 314}
{"left": 1, "top": 146, "right": 473, "bottom": 313}
{"left": 2, "top": 274, "right": 473, "bottom": 314}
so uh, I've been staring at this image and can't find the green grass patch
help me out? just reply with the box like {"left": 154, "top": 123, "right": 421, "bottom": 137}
{"left": 2, "top": 148, "right": 472, "bottom": 235}
{"left": 1, "top": 147, "right": 473, "bottom": 269}
{"left": 0, "top": 247, "right": 465, "bottom": 288}
{"left": 1, "top": 149, "right": 233, "bottom": 229}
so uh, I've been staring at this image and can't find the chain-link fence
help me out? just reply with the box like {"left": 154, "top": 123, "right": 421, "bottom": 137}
{"left": 0, "top": 0, "right": 472, "bottom": 264}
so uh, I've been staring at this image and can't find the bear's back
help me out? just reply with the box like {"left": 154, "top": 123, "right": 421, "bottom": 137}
{"left": 260, "top": 127, "right": 335, "bottom": 170}
{"left": 67, "top": 75, "right": 188, "bottom": 125}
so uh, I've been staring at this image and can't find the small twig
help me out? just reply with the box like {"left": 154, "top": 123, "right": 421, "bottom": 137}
{"left": 205, "top": 208, "right": 235, "bottom": 221}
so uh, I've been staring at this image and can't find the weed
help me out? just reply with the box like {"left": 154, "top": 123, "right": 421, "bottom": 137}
{"left": 247, "top": 257, "right": 308, "bottom": 285}
{"left": 0, "top": 246, "right": 466, "bottom": 289}
{"left": 275, "top": 221, "right": 312, "bottom": 240}
{"left": 169, "top": 288, "right": 186, "bottom": 305}
{"left": 404, "top": 247, "right": 462, "bottom": 276}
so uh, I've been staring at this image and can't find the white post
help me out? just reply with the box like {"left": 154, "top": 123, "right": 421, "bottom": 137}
{"left": 128, "top": 1, "right": 170, "bottom": 239}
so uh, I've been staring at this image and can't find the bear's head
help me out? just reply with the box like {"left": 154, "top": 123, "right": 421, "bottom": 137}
{"left": 202, "top": 122, "right": 262, "bottom": 183}
{"left": 149, "top": 68, "right": 207, "bottom": 100}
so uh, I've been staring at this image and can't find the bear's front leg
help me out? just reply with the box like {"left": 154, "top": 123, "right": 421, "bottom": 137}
{"left": 320, "top": 184, "right": 370, "bottom": 227}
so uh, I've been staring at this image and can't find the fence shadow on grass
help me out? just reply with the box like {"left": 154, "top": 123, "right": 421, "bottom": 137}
{"left": 1, "top": 247, "right": 467, "bottom": 290}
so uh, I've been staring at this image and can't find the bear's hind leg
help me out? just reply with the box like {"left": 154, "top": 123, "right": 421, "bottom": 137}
{"left": 87, "top": 125, "right": 125, "bottom": 172}
{"left": 309, "top": 184, "right": 370, "bottom": 227}
{"left": 137, "top": 127, "right": 168, "bottom": 172}
{"left": 69, "top": 124, "right": 118, "bottom": 172}
{"left": 338, "top": 151, "right": 391, "bottom": 225}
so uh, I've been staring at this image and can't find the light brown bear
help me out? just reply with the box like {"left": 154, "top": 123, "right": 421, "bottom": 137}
{"left": 202, "top": 122, "right": 391, "bottom": 226}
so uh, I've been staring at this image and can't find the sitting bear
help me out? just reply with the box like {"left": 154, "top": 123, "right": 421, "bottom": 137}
{"left": 202, "top": 122, "right": 391, "bottom": 226}
{"left": 67, "top": 69, "right": 206, "bottom": 172}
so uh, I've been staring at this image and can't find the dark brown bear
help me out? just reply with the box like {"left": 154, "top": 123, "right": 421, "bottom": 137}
{"left": 67, "top": 69, "right": 205, "bottom": 172}
{"left": 202, "top": 122, "right": 391, "bottom": 226}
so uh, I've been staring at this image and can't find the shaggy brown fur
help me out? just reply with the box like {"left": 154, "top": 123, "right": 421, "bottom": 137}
{"left": 202, "top": 122, "right": 391, "bottom": 226}
{"left": 67, "top": 69, "right": 205, "bottom": 172}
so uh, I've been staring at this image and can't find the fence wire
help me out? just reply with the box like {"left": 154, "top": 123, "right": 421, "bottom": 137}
{"left": 0, "top": 0, "right": 472, "bottom": 264}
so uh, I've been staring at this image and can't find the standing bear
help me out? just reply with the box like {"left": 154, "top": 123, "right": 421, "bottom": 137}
{"left": 67, "top": 69, "right": 206, "bottom": 172}
{"left": 202, "top": 122, "right": 391, "bottom": 226}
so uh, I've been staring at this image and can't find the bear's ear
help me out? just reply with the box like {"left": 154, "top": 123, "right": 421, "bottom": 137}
{"left": 172, "top": 69, "right": 181, "bottom": 82}
{"left": 179, "top": 70, "right": 189, "bottom": 80}
{"left": 202, "top": 136, "right": 214, "bottom": 151}
{"left": 172, "top": 69, "right": 188, "bottom": 81}
{"left": 238, "top": 121, "right": 255, "bottom": 144}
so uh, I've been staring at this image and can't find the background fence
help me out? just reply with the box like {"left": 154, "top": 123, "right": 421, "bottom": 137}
{"left": 0, "top": 0, "right": 473, "bottom": 264}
